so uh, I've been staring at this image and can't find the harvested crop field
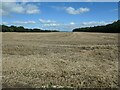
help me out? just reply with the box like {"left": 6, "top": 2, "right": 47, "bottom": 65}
{"left": 2, "top": 32, "right": 119, "bottom": 88}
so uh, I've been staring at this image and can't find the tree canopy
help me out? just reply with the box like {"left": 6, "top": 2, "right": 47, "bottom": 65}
{"left": 0, "top": 25, "right": 59, "bottom": 32}
{"left": 73, "top": 20, "right": 120, "bottom": 33}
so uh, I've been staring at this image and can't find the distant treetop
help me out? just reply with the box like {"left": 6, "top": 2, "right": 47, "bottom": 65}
{"left": 73, "top": 20, "right": 120, "bottom": 33}
{"left": 0, "top": 25, "right": 59, "bottom": 32}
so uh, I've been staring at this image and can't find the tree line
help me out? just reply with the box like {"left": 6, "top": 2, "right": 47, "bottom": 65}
{"left": 0, "top": 25, "right": 59, "bottom": 32}
{"left": 1, "top": 20, "right": 120, "bottom": 33}
{"left": 73, "top": 20, "right": 120, "bottom": 33}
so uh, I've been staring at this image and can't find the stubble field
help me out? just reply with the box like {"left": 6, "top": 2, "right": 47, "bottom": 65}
{"left": 2, "top": 32, "right": 119, "bottom": 88}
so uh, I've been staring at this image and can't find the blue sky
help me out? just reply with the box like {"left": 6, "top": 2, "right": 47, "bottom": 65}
{"left": 1, "top": 2, "right": 118, "bottom": 31}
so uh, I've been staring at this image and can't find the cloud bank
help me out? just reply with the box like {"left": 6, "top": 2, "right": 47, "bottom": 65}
{"left": 13, "top": 21, "right": 36, "bottom": 24}
{"left": 1, "top": 2, "right": 40, "bottom": 16}
{"left": 66, "top": 7, "right": 90, "bottom": 15}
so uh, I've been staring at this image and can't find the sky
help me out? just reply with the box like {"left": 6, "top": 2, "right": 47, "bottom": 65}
{"left": 0, "top": 2, "right": 118, "bottom": 31}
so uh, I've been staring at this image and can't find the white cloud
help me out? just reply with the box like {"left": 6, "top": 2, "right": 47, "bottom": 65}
{"left": 81, "top": 21, "right": 114, "bottom": 27}
{"left": 70, "top": 22, "right": 75, "bottom": 25}
{"left": 40, "top": 19, "right": 75, "bottom": 29}
{"left": 1, "top": 2, "right": 40, "bottom": 16}
{"left": 39, "top": 18, "right": 61, "bottom": 28}
{"left": 65, "top": 7, "right": 90, "bottom": 15}
{"left": 25, "top": 4, "right": 40, "bottom": 14}
{"left": 2, "top": 22, "right": 8, "bottom": 25}
{"left": 43, "top": 23, "right": 60, "bottom": 27}
{"left": 41, "top": 20, "right": 77, "bottom": 31}
{"left": 13, "top": 21, "right": 36, "bottom": 24}
{"left": 39, "top": 19, "right": 56, "bottom": 24}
